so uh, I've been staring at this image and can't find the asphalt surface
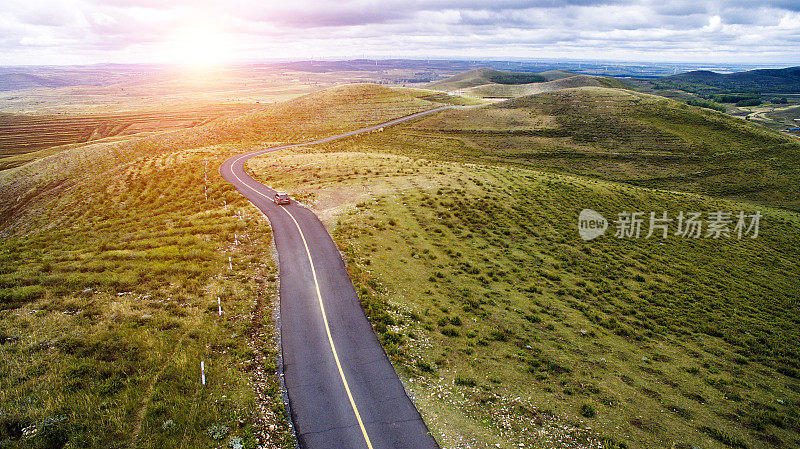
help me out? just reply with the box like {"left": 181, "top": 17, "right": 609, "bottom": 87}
{"left": 220, "top": 107, "right": 452, "bottom": 449}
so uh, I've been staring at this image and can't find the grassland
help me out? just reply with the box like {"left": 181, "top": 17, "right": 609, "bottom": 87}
{"left": 206, "top": 84, "right": 446, "bottom": 143}
{"left": 425, "top": 68, "right": 547, "bottom": 91}
{"left": 658, "top": 67, "right": 800, "bottom": 95}
{"left": 0, "top": 144, "right": 297, "bottom": 448}
{"left": 0, "top": 83, "right": 455, "bottom": 448}
{"left": 247, "top": 147, "right": 800, "bottom": 449}
{"left": 461, "top": 75, "right": 615, "bottom": 99}
{"left": 748, "top": 104, "right": 800, "bottom": 132}
{"left": 3, "top": 78, "right": 799, "bottom": 449}
{"left": 0, "top": 105, "right": 261, "bottom": 170}
{"left": 319, "top": 87, "right": 800, "bottom": 211}
{"left": 425, "top": 68, "right": 632, "bottom": 100}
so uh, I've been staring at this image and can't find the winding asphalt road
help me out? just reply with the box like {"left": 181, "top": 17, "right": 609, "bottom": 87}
{"left": 220, "top": 107, "right": 452, "bottom": 449}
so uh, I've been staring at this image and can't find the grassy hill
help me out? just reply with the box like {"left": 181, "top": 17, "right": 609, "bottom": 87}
{"left": 0, "top": 83, "right": 453, "bottom": 448}
{"left": 0, "top": 141, "right": 294, "bottom": 448}
{"left": 236, "top": 84, "right": 800, "bottom": 449}
{"left": 463, "top": 75, "right": 609, "bottom": 98}
{"left": 322, "top": 86, "right": 800, "bottom": 211}
{"left": 0, "top": 105, "right": 259, "bottom": 171}
{"left": 246, "top": 147, "right": 800, "bottom": 449}
{"left": 0, "top": 73, "right": 69, "bottom": 91}
{"left": 425, "top": 68, "right": 546, "bottom": 91}
{"left": 3, "top": 81, "right": 799, "bottom": 449}
{"left": 657, "top": 67, "right": 800, "bottom": 94}
{"left": 0, "top": 84, "right": 445, "bottom": 229}
{"left": 427, "top": 69, "right": 631, "bottom": 99}
{"left": 207, "top": 83, "right": 442, "bottom": 142}
{"left": 538, "top": 70, "right": 579, "bottom": 81}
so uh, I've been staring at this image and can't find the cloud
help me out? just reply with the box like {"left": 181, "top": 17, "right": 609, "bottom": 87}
{"left": 0, "top": 0, "right": 797, "bottom": 65}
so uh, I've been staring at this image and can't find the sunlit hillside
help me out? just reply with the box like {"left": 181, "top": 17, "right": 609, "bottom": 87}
{"left": 323, "top": 86, "right": 800, "bottom": 211}
{"left": 247, "top": 139, "right": 800, "bottom": 449}
{"left": 0, "top": 83, "right": 454, "bottom": 448}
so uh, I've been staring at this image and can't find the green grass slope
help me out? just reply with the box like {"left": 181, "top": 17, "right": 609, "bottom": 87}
{"left": 0, "top": 105, "right": 258, "bottom": 170}
{"left": 198, "top": 83, "right": 442, "bottom": 143}
{"left": 463, "top": 75, "right": 607, "bottom": 98}
{"left": 0, "top": 144, "right": 294, "bottom": 448}
{"left": 0, "top": 83, "right": 444, "bottom": 230}
{"left": 322, "top": 86, "right": 800, "bottom": 211}
{"left": 425, "top": 68, "right": 546, "bottom": 91}
{"left": 538, "top": 70, "right": 580, "bottom": 81}
{"left": 0, "top": 83, "right": 452, "bottom": 448}
{"left": 661, "top": 67, "right": 800, "bottom": 94}
{"left": 246, "top": 148, "right": 800, "bottom": 449}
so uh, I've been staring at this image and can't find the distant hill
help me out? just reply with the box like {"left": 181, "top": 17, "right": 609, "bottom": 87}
{"left": 428, "top": 68, "right": 631, "bottom": 98}
{"left": 0, "top": 66, "right": 154, "bottom": 92}
{"left": 660, "top": 66, "right": 800, "bottom": 93}
{"left": 0, "top": 73, "right": 71, "bottom": 91}
{"left": 207, "top": 83, "right": 442, "bottom": 142}
{"left": 537, "top": 70, "right": 579, "bottom": 81}
{"left": 347, "top": 86, "right": 800, "bottom": 210}
{"left": 425, "top": 68, "right": 546, "bottom": 91}
{"left": 463, "top": 74, "right": 607, "bottom": 98}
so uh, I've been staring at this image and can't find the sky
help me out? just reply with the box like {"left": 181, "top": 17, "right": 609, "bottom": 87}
{"left": 0, "top": 0, "right": 798, "bottom": 66}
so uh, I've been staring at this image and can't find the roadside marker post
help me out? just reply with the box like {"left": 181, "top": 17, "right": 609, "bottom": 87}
{"left": 217, "top": 297, "right": 222, "bottom": 316}
{"left": 201, "top": 361, "right": 206, "bottom": 386}
{"left": 228, "top": 256, "right": 232, "bottom": 270}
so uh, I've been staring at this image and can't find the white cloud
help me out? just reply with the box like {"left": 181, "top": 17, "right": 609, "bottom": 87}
{"left": 0, "top": 0, "right": 797, "bottom": 65}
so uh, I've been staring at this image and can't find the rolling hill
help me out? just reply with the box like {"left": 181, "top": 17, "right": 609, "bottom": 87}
{"left": 0, "top": 83, "right": 446, "bottom": 229}
{"left": 0, "top": 83, "right": 461, "bottom": 448}
{"left": 0, "top": 73, "right": 70, "bottom": 91}
{"left": 248, "top": 125, "right": 800, "bottom": 449}
{"left": 324, "top": 85, "right": 800, "bottom": 210}
{"left": 3, "top": 79, "right": 800, "bottom": 449}
{"left": 424, "top": 68, "right": 546, "bottom": 91}
{"left": 428, "top": 67, "right": 632, "bottom": 99}
{"left": 205, "top": 83, "right": 442, "bottom": 142}
{"left": 659, "top": 66, "right": 800, "bottom": 94}
{"left": 538, "top": 69, "right": 580, "bottom": 81}
{"left": 462, "top": 74, "right": 608, "bottom": 98}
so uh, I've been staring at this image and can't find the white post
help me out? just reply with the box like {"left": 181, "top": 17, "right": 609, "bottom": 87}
{"left": 228, "top": 256, "right": 232, "bottom": 270}
{"left": 234, "top": 234, "right": 238, "bottom": 246}
{"left": 201, "top": 361, "right": 206, "bottom": 385}
{"left": 224, "top": 200, "right": 227, "bottom": 210}
{"left": 217, "top": 297, "right": 222, "bottom": 316}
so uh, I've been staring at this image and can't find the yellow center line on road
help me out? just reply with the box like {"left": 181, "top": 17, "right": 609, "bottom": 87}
{"left": 280, "top": 204, "right": 375, "bottom": 449}
{"left": 227, "top": 157, "right": 375, "bottom": 449}
{"left": 223, "top": 108, "right": 453, "bottom": 447}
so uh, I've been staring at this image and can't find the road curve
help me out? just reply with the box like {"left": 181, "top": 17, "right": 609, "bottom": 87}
{"left": 220, "top": 107, "right": 452, "bottom": 449}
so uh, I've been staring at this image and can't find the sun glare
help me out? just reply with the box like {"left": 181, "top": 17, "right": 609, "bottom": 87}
{"left": 164, "top": 20, "right": 233, "bottom": 69}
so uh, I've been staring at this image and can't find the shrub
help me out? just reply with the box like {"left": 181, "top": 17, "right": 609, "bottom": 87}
{"left": 685, "top": 99, "right": 726, "bottom": 112}
{"left": 208, "top": 425, "right": 229, "bottom": 440}
{"left": 490, "top": 329, "right": 509, "bottom": 341}
{"left": 698, "top": 426, "right": 748, "bottom": 448}
{"left": 736, "top": 98, "right": 762, "bottom": 107}
{"left": 454, "top": 376, "right": 477, "bottom": 387}
{"left": 441, "top": 327, "right": 460, "bottom": 337}
{"left": 580, "top": 403, "right": 596, "bottom": 418}
{"left": 416, "top": 361, "right": 436, "bottom": 374}
{"left": 486, "top": 72, "right": 546, "bottom": 85}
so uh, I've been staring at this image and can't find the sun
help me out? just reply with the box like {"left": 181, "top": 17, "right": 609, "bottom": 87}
{"left": 163, "top": 20, "right": 233, "bottom": 68}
